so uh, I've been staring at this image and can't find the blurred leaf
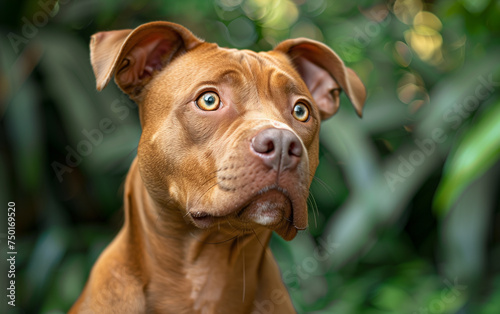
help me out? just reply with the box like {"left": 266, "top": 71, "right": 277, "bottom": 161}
{"left": 440, "top": 165, "right": 496, "bottom": 284}
{"left": 434, "top": 99, "right": 500, "bottom": 214}
{"left": 41, "top": 254, "right": 87, "bottom": 312}
{"left": 372, "top": 283, "right": 413, "bottom": 312}
{"left": 25, "top": 227, "right": 69, "bottom": 309}
{"left": 420, "top": 283, "right": 467, "bottom": 314}
{"left": 38, "top": 30, "right": 106, "bottom": 141}
{"left": 320, "top": 107, "right": 380, "bottom": 192}
{"left": 417, "top": 49, "right": 500, "bottom": 139}
{"left": 4, "top": 78, "right": 43, "bottom": 190}
{"left": 358, "top": 94, "right": 410, "bottom": 135}
{"left": 480, "top": 275, "right": 500, "bottom": 314}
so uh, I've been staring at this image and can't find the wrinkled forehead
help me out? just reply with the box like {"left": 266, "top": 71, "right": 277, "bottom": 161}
{"left": 182, "top": 45, "right": 310, "bottom": 96}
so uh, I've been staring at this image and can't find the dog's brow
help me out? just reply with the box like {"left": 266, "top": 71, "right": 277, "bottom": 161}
{"left": 192, "top": 69, "right": 243, "bottom": 90}
{"left": 217, "top": 69, "right": 243, "bottom": 84}
{"left": 276, "top": 72, "right": 302, "bottom": 94}
{"left": 268, "top": 70, "right": 308, "bottom": 98}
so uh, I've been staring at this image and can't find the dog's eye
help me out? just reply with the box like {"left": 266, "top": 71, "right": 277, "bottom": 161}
{"left": 196, "top": 92, "right": 220, "bottom": 111}
{"left": 292, "top": 103, "right": 310, "bottom": 122}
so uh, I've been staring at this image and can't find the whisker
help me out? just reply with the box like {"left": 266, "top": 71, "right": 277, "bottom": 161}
{"left": 240, "top": 236, "right": 246, "bottom": 303}
{"left": 310, "top": 174, "right": 335, "bottom": 197}
{"left": 225, "top": 217, "right": 237, "bottom": 231}
{"left": 251, "top": 229, "right": 274, "bottom": 260}
{"left": 185, "top": 181, "right": 219, "bottom": 218}
{"left": 199, "top": 173, "right": 219, "bottom": 190}
{"left": 307, "top": 192, "right": 319, "bottom": 228}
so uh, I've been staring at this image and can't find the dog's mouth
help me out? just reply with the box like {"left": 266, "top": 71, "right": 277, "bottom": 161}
{"left": 189, "top": 186, "right": 298, "bottom": 238}
{"left": 237, "top": 187, "right": 291, "bottom": 226}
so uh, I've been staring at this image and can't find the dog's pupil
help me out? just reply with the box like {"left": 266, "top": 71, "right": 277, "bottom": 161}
{"left": 295, "top": 105, "right": 304, "bottom": 116}
{"left": 205, "top": 95, "right": 215, "bottom": 105}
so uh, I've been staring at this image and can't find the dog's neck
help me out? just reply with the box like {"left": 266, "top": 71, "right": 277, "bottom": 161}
{"left": 120, "top": 158, "right": 273, "bottom": 312}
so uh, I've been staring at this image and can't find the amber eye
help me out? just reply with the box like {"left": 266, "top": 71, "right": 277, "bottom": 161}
{"left": 292, "top": 102, "right": 310, "bottom": 122}
{"left": 196, "top": 92, "right": 220, "bottom": 111}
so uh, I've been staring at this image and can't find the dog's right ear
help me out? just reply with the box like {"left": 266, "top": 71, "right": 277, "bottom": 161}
{"left": 274, "top": 38, "right": 366, "bottom": 119}
{"left": 90, "top": 21, "right": 203, "bottom": 97}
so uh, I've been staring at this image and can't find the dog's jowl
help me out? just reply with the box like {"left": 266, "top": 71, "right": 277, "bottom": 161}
{"left": 70, "top": 21, "right": 366, "bottom": 313}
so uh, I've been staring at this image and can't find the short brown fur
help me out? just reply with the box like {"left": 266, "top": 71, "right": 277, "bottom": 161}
{"left": 70, "top": 21, "right": 366, "bottom": 313}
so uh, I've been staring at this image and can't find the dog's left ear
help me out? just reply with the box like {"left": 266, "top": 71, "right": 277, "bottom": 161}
{"left": 275, "top": 38, "right": 366, "bottom": 119}
{"left": 90, "top": 21, "right": 203, "bottom": 98}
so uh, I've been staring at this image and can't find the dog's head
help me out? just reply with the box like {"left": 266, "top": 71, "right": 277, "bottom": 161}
{"left": 90, "top": 21, "right": 366, "bottom": 240}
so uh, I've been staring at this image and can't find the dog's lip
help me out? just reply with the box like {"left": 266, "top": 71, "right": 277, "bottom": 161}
{"left": 190, "top": 211, "right": 210, "bottom": 219}
{"left": 188, "top": 185, "right": 294, "bottom": 227}
{"left": 189, "top": 211, "right": 214, "bottom": 229}
{"left": 237, "top": 186, "right": 291, "bottom": 215}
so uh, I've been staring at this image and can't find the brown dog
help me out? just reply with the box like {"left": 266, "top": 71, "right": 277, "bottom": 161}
{"left": 70, "top": 21, "right": 365, "bottom": 313}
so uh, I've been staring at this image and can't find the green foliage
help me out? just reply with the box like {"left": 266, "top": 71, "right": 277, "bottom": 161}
{"left": 1, "top": 0, "right": 499, "bottom": 313}
{"left": 435, "top": 99, "right": 500, "bottom": 214}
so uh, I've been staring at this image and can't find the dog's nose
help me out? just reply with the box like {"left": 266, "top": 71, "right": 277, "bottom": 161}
{"left": 251, "top": 128, "right": 302, "bottom": 171}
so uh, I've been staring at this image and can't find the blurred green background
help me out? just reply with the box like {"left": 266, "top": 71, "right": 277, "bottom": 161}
{"left": 1, "top": 0, "right": 500, "bottom": 313}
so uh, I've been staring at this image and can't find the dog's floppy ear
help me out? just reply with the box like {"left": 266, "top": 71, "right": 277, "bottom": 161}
{"left": 90, "top": 21, "right": 203, "bottom": 97}
{"left": 274, "top": 38, "right": 366, "bottom": 119}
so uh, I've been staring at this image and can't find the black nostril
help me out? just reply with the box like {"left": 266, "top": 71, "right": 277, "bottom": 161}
{"left": 265, "top": 140, "right": 274, "bottom": 154}
{"left": 252, "top": 136, "right": 275, "bottom": 155}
